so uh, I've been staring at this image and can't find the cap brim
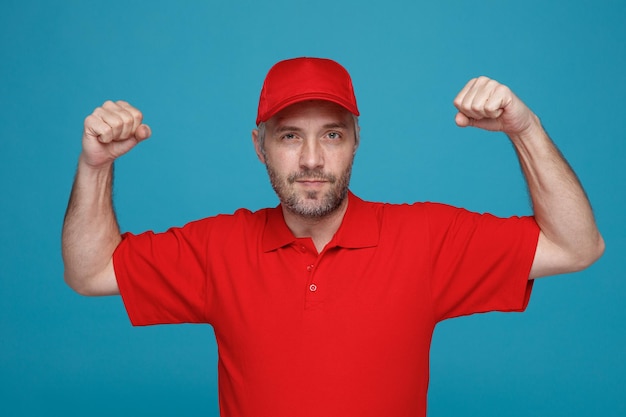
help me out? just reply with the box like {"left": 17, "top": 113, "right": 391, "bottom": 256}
{"left": 257, "top": 93, "right": 359, "bottom": 125}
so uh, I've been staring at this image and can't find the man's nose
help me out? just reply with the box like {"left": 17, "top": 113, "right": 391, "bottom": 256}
{"left": 299, "top": 138, "right": 324, "bottom": 169}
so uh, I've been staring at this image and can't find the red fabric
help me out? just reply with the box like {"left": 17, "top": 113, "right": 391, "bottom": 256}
{"left": 256, "top": 57, "right": 359, "bottom": 125}
{"left": 114, "top": 192, "right": 539, "bottom": 417}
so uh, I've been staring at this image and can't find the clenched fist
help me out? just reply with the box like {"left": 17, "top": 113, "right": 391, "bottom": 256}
{"left": 82, "top": 100, "right": 151, "bottom": 168}
{"left": 453, "top": 76, "right": 540, "bottom": 137}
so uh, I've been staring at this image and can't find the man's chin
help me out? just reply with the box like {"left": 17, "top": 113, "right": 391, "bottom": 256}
{"left": 285, "top": 195, "right": 346, "bottom": 219}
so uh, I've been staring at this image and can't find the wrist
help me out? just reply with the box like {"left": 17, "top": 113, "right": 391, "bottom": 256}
{"left": 76, "top": 154, "right": 115, "bottom": 194}
{"left": 507, "top": 114, "right": 546, "bottom": 145}
{"left": 78, "top": 152, "right": 114, "bottom": 173}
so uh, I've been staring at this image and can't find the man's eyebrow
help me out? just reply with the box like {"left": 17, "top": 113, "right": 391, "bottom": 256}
{"left": 272, "top": 121, "right": 350, "bottom": 134}
{"left": 322, "top": 122, "right": 349, "bottom": 130}
{"left": 274, "top": 125, "right": 304, "bottom": 133}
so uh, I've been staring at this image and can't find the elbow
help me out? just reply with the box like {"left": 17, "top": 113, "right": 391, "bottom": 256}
{"left": 533, "top": 230, "right": 605, "bottom": 279}
{"left": 62, "top": 254, "right": 119, "bottom": 296}
{"left": 588, "top": 233, "right": 606, "bottom": 266}
{"left": 64, "top": 272, "right": 94, "bottom": 296}
{"left": 64, "top": 270, "right": 116, "bottom": 297}
{"left": 570, "top": 233, "right": 605, "bottom": 272}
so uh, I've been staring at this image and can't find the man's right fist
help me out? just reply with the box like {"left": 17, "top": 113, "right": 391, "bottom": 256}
{"left": 81, "top": 100, "right": 151, "bottom": 168}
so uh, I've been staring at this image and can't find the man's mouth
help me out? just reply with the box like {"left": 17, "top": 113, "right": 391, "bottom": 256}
{"left": 289, "top": 171, "right": 336, "bottom": 184}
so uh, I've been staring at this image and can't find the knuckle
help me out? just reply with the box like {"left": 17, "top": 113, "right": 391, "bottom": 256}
{"left": 128, "top": 109, "right": 143, "bottom": 124}
{"left": 84, "top": 114, "right": 97, "bottom": 125}
{"left": 109, "top": 116, "right": 124, "bottom": 131}
{"left": 497, "top": 84, "right": 511, "bottom": 95}
{"left": 102, "top": 125, "right": 114, "bottom": 141}
{"left": 92, "top": 106, "right": 106, "bottom": 118}
{"left": 117, "top": 101, "right": 143, "bottom": 123}
{"left": 118, "top": 109, "right": 133, "bottom": 124}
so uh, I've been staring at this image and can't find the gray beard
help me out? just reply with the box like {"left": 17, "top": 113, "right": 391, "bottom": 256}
{"left": 265, "top": 163, "right": 353, "bottom": 219}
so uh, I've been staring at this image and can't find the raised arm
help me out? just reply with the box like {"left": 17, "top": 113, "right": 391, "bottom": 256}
{"left": 62, "top": 101, "right": 151, "bottom": 295}
{"left": 453, "top": 77, "right": 604, "bottom": 279}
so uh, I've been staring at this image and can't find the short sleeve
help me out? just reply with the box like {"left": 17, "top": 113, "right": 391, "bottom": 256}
{"left": 113, "top": 219, "right": 210, "bottom": 326}
{"left": 425, "top": 203, "right": 540, "bottom": 322}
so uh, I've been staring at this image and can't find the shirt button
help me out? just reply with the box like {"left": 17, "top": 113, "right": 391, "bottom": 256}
{"left": 309, "top": 284, "right": 317, "bottom": 292}
{"left": 306, "top": 264, "right": 314, "bottom": 272}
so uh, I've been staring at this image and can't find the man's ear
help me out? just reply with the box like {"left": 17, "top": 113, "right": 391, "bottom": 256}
{"left": 354, "top": 125, "right": 360, "bottom": 154}
{"left": 252, "top": 129, "right": 266, "bottom": 164}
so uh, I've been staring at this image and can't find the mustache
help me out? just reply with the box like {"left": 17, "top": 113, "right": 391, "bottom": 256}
{"left": 287, "top": 169, "right": 337, "bottom": 184}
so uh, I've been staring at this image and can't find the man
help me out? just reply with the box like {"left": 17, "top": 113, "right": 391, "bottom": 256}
{"left": 62, "top": 57, "right": 604, "bottom": 416}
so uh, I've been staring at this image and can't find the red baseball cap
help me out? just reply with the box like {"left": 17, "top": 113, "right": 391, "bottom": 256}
{"left": 256, "top": 57, "right": 360, "bottom": 125}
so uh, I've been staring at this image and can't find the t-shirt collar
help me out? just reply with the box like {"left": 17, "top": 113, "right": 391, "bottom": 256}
{"left": 262, "top": 191, "right": 380, "bottom": 252}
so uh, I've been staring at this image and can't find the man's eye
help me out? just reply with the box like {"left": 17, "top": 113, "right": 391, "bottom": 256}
{"left": 282, "top": 133, "right": 297, "bottom": 140}
{"left": 327, "top": 132, "right": 341, "bottom": 139}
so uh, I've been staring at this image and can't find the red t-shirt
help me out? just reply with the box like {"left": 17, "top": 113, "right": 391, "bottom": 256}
{"left": 114, "top": 192, "right": 539, "bottom": 417}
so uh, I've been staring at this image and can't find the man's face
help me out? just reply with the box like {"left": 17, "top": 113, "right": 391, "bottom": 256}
{"left": 253, "top": 100, "right": 358, "bottom": 218}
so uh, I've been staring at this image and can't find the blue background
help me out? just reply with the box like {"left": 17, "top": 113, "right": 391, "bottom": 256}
{"left": 1, "top": 0, "right": 624, "bottom": 415}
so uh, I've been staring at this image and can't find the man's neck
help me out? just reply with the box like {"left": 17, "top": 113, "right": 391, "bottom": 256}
{"left": 281, "top": 197, "right": 349, "bottom": 254}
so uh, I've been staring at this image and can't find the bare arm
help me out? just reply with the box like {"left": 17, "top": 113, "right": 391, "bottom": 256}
{"left": 62, "top": 101, "right": 151, "bottom": 295}
{"left": 453, "top": 77, "right": 604, "bottom": 279}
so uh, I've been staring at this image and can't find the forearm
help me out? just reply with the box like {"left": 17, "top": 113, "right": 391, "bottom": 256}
{"left": 453, "top": 76, "right": 604, "bottom": 277}
{"left": 62, "top": 155, "right": 121, "bottom": 295}
{"left": 509, "top": 118, "right": 604, "bottom": 277}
